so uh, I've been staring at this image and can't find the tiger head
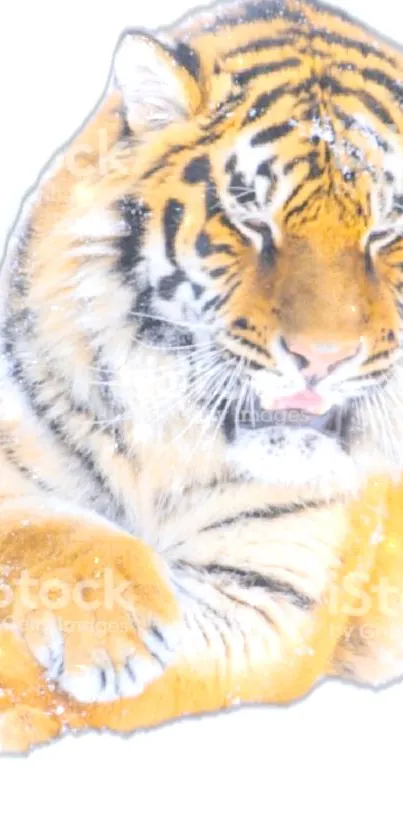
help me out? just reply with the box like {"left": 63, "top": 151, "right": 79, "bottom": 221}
{"left": 33, "top": 0, "right": 403, "bottom": 495}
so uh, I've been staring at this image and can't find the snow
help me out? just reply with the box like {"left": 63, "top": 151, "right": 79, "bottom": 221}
{"left": 2, "top": 683, "right": 403, "bottom": 836}
{"left": 2, "top": 0, "right": 403, "bottom": 836}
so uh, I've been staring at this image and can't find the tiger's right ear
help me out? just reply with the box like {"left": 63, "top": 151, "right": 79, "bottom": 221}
{"left": 113, "top": 31, "right": 202, "bottom": 130}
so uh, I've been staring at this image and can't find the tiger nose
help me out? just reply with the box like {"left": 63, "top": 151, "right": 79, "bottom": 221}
{"left": 282, "top": 337, "right": 362, "bottom": 377}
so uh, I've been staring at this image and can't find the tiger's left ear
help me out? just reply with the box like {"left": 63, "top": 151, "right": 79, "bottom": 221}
{"left": 113, "top": 31, "right": 202, "bottom": 129}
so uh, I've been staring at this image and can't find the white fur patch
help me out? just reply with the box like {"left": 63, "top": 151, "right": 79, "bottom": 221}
{"left": 220, "top": 133, "right": 293, "bottom": 242}
{"left": 227, "top": 425, "right": 360, "bottom": 496}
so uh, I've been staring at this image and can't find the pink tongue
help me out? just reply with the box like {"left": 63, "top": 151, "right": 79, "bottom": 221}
{"left": 271, "top": 390, "right": 325, "bottom": 413}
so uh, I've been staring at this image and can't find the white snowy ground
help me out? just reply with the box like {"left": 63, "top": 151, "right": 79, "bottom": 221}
{"left": 1, "top": 1, "right": 403, "bottom": 836}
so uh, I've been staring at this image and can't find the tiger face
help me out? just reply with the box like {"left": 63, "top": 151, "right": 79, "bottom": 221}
{"left": 103, "top": 0, "right": 403, "bottom": 492}
{"left": 10, "top": 0, "right": 403, "bottom": 507}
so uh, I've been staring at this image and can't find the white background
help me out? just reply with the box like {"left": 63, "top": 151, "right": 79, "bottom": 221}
{"left": 1, "top": 1, "right": 403, "bottom": 836}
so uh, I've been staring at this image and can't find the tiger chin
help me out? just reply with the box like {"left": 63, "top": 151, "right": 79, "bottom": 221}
{"left": 2, "top": 0, "right": 403, "bottom": 754}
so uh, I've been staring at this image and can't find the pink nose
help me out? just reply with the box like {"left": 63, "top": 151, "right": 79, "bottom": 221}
{"left": 283, "top": 337, "right": 361, "bottom": 377}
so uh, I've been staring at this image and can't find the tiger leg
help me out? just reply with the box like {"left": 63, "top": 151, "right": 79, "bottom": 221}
{"left": 0, "top": 495, "right": 181, "bottom": 724}
{"left": 0, "top": 492, "right": 380, "bottom": 752}
{"left": 0, "top": 519, "right": 340, "bottom": 752}
{"left": 69, "top": 502, "right": 363, "bottom": 737}
{"left": 81, "top": 490, "right": 384, "bottom": 735}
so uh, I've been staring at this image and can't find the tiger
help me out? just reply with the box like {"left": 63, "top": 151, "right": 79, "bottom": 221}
{"left": 2, "top": 0, "right": 403, "bottom": 753}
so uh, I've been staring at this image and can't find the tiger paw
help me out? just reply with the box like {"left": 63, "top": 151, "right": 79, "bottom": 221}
{"left": 10, "top": 527, "right": 181, "bottom": 704}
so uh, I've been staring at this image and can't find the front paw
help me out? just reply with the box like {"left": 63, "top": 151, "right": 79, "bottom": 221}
{"left": 11, "top": 532, "right": 180, "bottom": 704}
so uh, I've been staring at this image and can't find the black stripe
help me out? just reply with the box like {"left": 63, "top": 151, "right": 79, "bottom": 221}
{"left": 367, "top": 229, "right": 395, "bottom": 247}
{"left": 200, "top": 293, "right": 220, "bottom": 313}
{"left": 284, "top": 151, "right": 323, "bottom": 179}
{"left": 256, "top": 158, "right": 276, "bottom": 178}
{"left": 251, "top": 120, "right": 294, "bottom": 146}
{"left": 205, "top": 177, "right": 221, "bottom": 219}
{"left": 209, "top": 266, "right": 228, "bottom": 279}
{"left": 173, "top": 569, "right": 234, "bottom": 627}
{"left": 260, "top": 225, "right": 277, "bottom": 268}
{"left": 195, "top": 231, "right": 234, "bottom": 257}
{"left": 362, "top": 68, "right": 403, "bottom": 107}
{"left": 182, "top": 155, "right": 223, "bottom": 219}
{"left": 142, "top": 144, "right": 189, "bottom": 179}
{"left": 191, "top": 282, "right": 205, "bottom": 299}
{"left": 224, "top": 23, "right": 395, "bottom": 65}
{"left": 4, "top": 352, "right": 116, "bottom": 508}
{"left": 393, "top": 194, "right": 403, "bottom": 212}
{"left": 357, "top": 90, "right": 396, "bottom": 127}
{"left": 364, "top": 242, "right": 376, "bottom": 282}
{"left": 158, "top": 269, "right": 187, "bottom": 300}
{"left": 195, "top": 131, "right": 221, "bottom": 147}
{"left": 283, "top": 182, "right": 308, "bottom": 210}
{"left": 133, "top": 287, "right": 191, "bottom": 346}
{"left": 295, "top": 74, "right": 344, "bottom": 97}
{"left": 333, "top": 107, "right": 389, "bottom": 151}
{"left": 116, "top": 197, "right": 149, "bottom": 279}
{"left": 118, "top": 107, "right": 133, "bottom": 142}
{"left": 234, "top": 57, "right": 300, "bottom": 85}
{"left": 201, "top": 281, "right": 241, "bottom": 313}
{"left": 242, "top": 84, "right": 290, "bottom": 126}
{"left": 225, "top": 35, "right": 295, "bottom": 58}
{"left": 381, "top": 241, "right": 403, "bottom": 259}
{"left": 183, "top": 154, "right": 210, "bottom": 184}
{"left": 200, "top": 499, "right": 327, "bottom": 533}
{"left": 3, "top": 298, "right": 129, "bottom": 514}
{"left": 228, "top": 336, "right": 275, "bottom": 362}
{"left": 203, "top": 564, "right": 314, "bottom": 609}
{"left": 284, "top": 185, "right": 323, "bottom": 223}
{"left": 195, "top": 231, "right": 213, "bottom": 257}
{"left": 182, "top": 154, "right": 222, "bottom": 226}
{"left": 163, "top": 199, "right": 184, "bottom": 263}
{"left": 225, "top": 154, "right": 237, "bottom": 174}
{"left": 297, "top": 74, "right": 396, "bottom": 127}
{"left": 0, "top": 443, "right": 51, "bottom": 493}
{"left": 171, "top": 41, "right": 200, "bottom": 80}
{"left": 307, "top": 27, "right": 395, "bottom": 64}
{"left": 219, "top": 214, "right": 250, "bottom": 246}
{"left": 204, "top": 91, "right": 246, "bottom": 131}
{"left": 244, "top": 220, "right": 277, "bottom": 268}
{"left": 306, "top": 151, "right": 325, "bottom": 180}
{"left": 4, "top": 222, "right": 32, "bottom": 299}
{"left": 228, "top": 169, "right": 255, "bottom": 204}
{"left": 362, "top": 350, "right": 393, "bottom": 366}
